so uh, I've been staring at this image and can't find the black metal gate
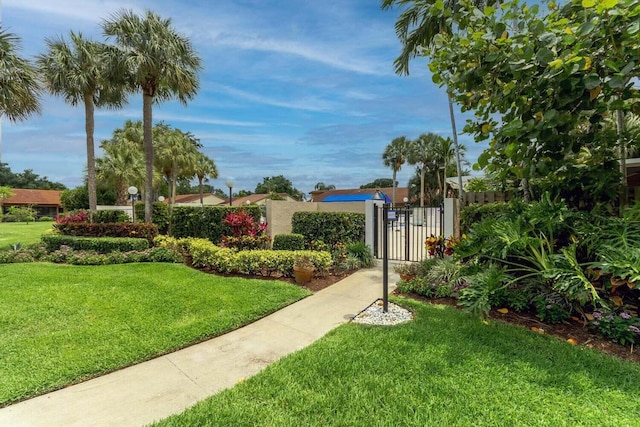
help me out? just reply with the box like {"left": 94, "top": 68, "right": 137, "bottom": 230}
{"left": 373, "top": 204, "right": 444, "bottom": 261}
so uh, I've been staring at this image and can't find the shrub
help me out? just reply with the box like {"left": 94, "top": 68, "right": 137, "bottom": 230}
{"left": 184, "top": 238, "right": 331, "bottom": 277}
{"left": 292, "top": 212, "right": 365, "bottom": 247}
{"left": 55, "top": 210, "right": 89, "bottom": 224}
{"left": 3, "top": 206, "right": 36, "bottom": 223}
{"left": 95, "top": 210, "right": 130, "bottom": 224}
{"left": 220, "top": 210, "right": 269, "bottom": 250}
{"left": 171, "top": 206, "right": 261, "bottom": 243}
{"left": 135, "top": 202, "right": 170, "bottom": 233}
{"left": 38, "top": 216, "right": 53, "bottom": 222}
{"left": 589, "top": 309, "right": 640, "bottom": 346}
{"left": 345, "top": 241, "right": 375, "bottom": 268}
{"left": 53, "top": 222, "right": 158, "bottom": 242}
{"left": 41, "top": 234, "right": 149, "bottom": 253}
{"left": 533, "top": 295, "right": 571, "bottom": 324}
{"left": 273, "top": 234, "right": 305, "bottom": 251}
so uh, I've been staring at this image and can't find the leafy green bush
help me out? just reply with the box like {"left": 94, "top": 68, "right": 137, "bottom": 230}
{"left": 94, "top": 210, "right": 130, "bottom": 224}
{"left": 273, "top": 234, "right": 305, "bottom": 251}
{"left": 133, "top": 202, "right": 170, "bottom": 233}
{"left": 53, "top": 222, "right": 158, "bottom": 242}
{"left": 171, "top": 206, "right": 261, "bottom": 242}
{"left": 460, "top": 201, "right": 518, "bottom": 234}
{"left": 41, "top": 235, "right": 149, "bottom": 253}
{"left": 42, "top": 245, "right": 182, "bottom": 265}
{"left": 183, "top": 238, "right": 331, "bottom": 277}
{"left": 38, "top": 216, "right": 53, "bottom": 222}
{"left": 589, "top": 309, "right": 640, "bottom": 346}
{"left": 345, "top": 241, "right": 375, "bottom": 268}
{"left": 292, "top": 212, "right": 365, "bottom": 247}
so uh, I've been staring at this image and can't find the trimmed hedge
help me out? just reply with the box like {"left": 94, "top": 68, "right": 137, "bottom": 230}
{"left": 134, "top": 202, "right": 170, "bottom": 234}
{"left": 41, "top": 235, "right": 150, "bottom": 253}
{"left": 95, "top": 210, "right": 130, "bottom": 224}
{"left": 292, "top": 212, "right": 365, "bottom": 247}
{"left": 164, "top": 237, "right": 332, "bottom": 277}
{"left": 170, "top": 206, "right": 261, "bottom": 242}
{"left": 53, "top": 222, "right": 159, "bottom": 242}
{"left": 272, "top": 233, "right": 305, "bottom": 251}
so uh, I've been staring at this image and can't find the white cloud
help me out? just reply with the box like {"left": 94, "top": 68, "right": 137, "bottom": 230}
{"left": 5, "top": 0, "right": 140, "bottom": 23}
{"left": 211, "top": 32, "right": 389, "bottom": 76}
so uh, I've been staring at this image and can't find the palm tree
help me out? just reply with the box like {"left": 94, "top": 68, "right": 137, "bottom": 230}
{"left": 37, "top": 32, "right": 128, "bottom": 221}
{"left": 193, "top": 153, "right": 218, "bottom": 205}
{"left": 0, "top": 29, "right": 41, "bottom": 163}
{"left": 0, "top": 29, "right": 41, "bottom": 122}
{"left": 103, "top": 10, "right": 202, "bottom": 223}
{"left": 380, "top": 0, "right": 492, "bottom": 202}
{"left": 154, "top": 126, "right": 200, "bottom": 209}
{"left": 408, "top": 133, "right": 439, "bottom": 207}
{"left": 314, "top": 182, "right": 336, "bottom": 191}
{"left": 432, "top": 137, "right": 467, "bottom": 199}
{"left": 382, "top": 136, "right": 409, "bottom": 206}
{"left": 96, "top": 138, "right": 145, "bottom": 205}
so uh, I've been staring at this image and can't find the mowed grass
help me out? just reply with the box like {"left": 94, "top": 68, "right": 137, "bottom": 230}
{"left": 156, "top": 298, "right": 640, "bottom": 427}
{"left": 0, "top": 221, "right": 54, "bottom": 250}
{"left": 0, "top": 263, "right": 310, "bottom": 406}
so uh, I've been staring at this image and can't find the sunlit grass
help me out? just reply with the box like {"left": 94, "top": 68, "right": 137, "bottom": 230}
{"left": 0, "top": 221, "right": 54, "bottom": 250}
{"left": 156, "top": 297, "right": 640, "bottom": 427}
{"left": 0, "top": 263, "right": 310, "bottom": 406}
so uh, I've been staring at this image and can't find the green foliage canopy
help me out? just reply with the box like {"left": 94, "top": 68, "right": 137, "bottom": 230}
{"left": 427, "top": 0, "right": 640, "bottom": 203}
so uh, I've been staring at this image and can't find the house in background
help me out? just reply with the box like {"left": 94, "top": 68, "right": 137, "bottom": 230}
{"left": 1, "top": 189, "right": 62, "bottom": 219}
{"left": 171, "top": 193, "right": 226, "bottom": 206}
{"left": 227, "top": 193, "right": 297, "bottom": 207}
{"left": 310, "top": 187, "right": 406, "bottom": 204}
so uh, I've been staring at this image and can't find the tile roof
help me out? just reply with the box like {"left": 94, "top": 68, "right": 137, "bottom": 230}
{"left": 2, "top": 189, "right": 62, "bottom": 206}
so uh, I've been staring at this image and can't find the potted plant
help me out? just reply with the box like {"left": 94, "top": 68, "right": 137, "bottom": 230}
{"left": 393, "top": 262, "right": 420, "bottom": 281}
{"left": 293, "top": 254, "right": 315, "bottom": 284}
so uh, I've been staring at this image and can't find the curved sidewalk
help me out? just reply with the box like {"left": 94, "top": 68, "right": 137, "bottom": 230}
{"left": 0, "top": 267, "right": 398, "bottom": 427}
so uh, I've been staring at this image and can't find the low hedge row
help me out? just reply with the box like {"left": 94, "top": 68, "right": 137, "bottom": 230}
{"left": 272, "top": 233, "right": 305, "bottom": 250}
{"left": 41, "top": 234, "right": 150, "bottom": 253}
{"left": 53, "top": 222, "right": 159, "bottom": 242}
{"left": 158, "top": 237, "right": 332, "bottom": 277}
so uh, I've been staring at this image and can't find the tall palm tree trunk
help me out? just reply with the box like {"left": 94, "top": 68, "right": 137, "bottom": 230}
{"left": 84, "top": 95, "right": 97, "bottom": 222}
{"left": 448, "top": 94, "right": 464, "bottom": 203}
{"left": 392, "top": 170, "right": 397, "bottom": 206}
{"left": 198, "top": 178, "right": 204, "bottom": 205}
{"left": 420, "top": 167, "right": 425, "bottom": 208}
{"left": 143, "top": 92, "right": 154, "bottom": 223}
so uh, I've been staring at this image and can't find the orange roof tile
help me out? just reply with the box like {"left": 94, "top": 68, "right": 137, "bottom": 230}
{"left": 2, "top": 189, "right": 62, "bottom": 206}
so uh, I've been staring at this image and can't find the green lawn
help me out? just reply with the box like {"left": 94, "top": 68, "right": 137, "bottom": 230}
{"left": 0, "top": 263, "right": 310, "bottom": 406}
{"left": 156, "top": 298, "right": 640, "bottom": 427}
{"left": 0, "top": 221, "right": 54, "bottom": 250}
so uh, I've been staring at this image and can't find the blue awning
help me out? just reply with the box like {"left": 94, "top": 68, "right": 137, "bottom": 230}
{"left": 322, "top": 193, "right": 392, "bottom": 203}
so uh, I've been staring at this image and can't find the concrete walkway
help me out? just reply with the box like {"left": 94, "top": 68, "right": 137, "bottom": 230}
{"left": 0, "top": 267, "right": 398, "bottom": 427}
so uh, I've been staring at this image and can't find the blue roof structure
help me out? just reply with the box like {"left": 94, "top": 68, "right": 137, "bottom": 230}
{"left": 322, "top": 193, "right": 392, "bottom": 203}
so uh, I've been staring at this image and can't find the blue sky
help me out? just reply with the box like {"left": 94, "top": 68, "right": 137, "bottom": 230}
{"left": 2, "top": 0, "right": 481, "bottom": 196}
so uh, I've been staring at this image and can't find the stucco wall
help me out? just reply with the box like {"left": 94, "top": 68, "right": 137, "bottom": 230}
{"left": 266, "top": 200, "right": 366, "bottom": 240}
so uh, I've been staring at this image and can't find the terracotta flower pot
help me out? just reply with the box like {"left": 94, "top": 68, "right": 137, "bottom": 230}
{"left": 293, "top": 265, "right": 314, "bottom": 284}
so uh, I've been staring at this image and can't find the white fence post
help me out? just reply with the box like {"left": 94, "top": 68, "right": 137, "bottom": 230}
{"left": 444, "top": 198, "right": 456, "bottom": 238}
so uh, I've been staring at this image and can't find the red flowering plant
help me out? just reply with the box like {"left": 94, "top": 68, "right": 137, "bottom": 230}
{"left": 221, "top": 210, "right": 270, "bottom": 250}
{"left": 425, "top": 235, "right": 461, "bottom": 258}
{"left": 55, "top": 210, "right": 89, "bottom": 224}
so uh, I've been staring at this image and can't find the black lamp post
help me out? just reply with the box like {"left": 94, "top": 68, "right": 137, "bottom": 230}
{"left": 226, "top": 179, "right": 234, "bottom": 206}
{"left": 127, "top": 186, "right": 138, "bottom": 223}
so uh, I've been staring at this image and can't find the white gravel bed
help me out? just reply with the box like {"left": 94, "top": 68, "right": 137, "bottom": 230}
{"left": 351, "top": 299, "right": 414, "bottom": 325}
